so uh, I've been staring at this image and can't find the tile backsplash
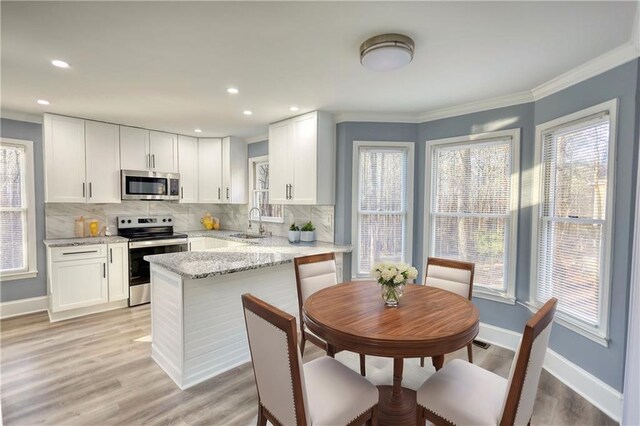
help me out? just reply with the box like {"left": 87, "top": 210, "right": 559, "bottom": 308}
{"left": 45, "top": 201, "right": 335, "bottom": 242}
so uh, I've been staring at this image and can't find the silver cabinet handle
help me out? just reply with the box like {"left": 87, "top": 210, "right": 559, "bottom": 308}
{"left": 285, "top": 184, "right": 289, "bottom": 199}
{"left": 62, "top": 250, "right": 98, "bottom": 256}
{"left": 103, "top": 263, "right": 106, "bottom": 278}
{"left": 289, "top": 184, "right": 293, "bottom": 200}
{"left": 189, "top": 242, "right": 192, "bottom": 251}
{"left": 226, "top": 187, "right": 230, "bottom": 200}
{"left": 181, "top": 186, "right": 184, "bottom": 199}
{"left": 218, "top": 187, "right": 221, "bottom": 200}
{"left": 110, "top": 248, "right": 113, "bottom": 263}
{"left": 82, "top": 182, "right": 86, "bottom": 198}
{"left": 152, "top": 154, "right": 156, "bottom": 169}
{"left": 146, "top": 154, "right": 150, "bottom": 169}
{"left": 89, "top": 182, "right": 92, "bottom": 198}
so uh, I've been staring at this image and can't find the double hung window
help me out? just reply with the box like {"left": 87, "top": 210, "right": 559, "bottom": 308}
{"left": 531, "top": 100, "right": 617, "bottom": 344}
{"left": 426, "top": 130, "right": 520, "bottom": 301}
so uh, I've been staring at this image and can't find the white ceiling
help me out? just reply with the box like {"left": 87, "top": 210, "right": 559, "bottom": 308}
{"left": 1, "top": 1, "right": 637, "bottom": 138}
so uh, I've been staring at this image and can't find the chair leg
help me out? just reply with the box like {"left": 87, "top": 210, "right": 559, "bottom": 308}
{"left": 257, "top": 405, "right": 267, "bottom": 426}
{"left": 416, "top": 405, "right": 426, "bottom": 426}
{"left": 359, "top": 353, "right": 366, "bottom": 376}
{"left": 420, "top": 356, "right": 425, "bottom": 367}
{"left": 326, "top": 343, "right": 336, "bottom": 357}
{"left": 300, "top": 333, "right": 306, "bottom": 356}
{"left": 371, "top": 404, "right": 378, "bottom": 426}
{"left": 467, "top": 343, "right": 473, "bottom": 363}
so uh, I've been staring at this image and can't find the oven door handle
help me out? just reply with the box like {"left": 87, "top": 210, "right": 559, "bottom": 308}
{"left": 129, "top": 239, "right": 188, "bottom": 249}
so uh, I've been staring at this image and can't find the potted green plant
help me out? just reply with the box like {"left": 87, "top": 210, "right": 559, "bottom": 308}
{"left": 300, "top": 221, "right": 316, "bottom": 242}
{"left": 288, "top": 223, "right": 300, "bottom": 243}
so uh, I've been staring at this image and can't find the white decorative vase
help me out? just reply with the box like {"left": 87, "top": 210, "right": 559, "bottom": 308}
{"left": 288, "top": 230, "right": 300, "bottom": 243}
{"left": 300, "top": 231, "right": 315, "bottom": 242}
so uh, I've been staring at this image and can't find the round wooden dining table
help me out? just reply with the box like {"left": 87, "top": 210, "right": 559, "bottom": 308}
{"left": 303, "top": 281, "right": 479, "bottom": 426}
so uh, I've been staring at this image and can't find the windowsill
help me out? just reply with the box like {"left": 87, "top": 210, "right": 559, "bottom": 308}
{"left": 0, "top": 270, "right": 38, "bottom": 281}
{"left": 250, "top": 217, "right": 284, "bottom": 224}
{"left": 524, "top": 300, "right": 609, "bottom": 347}
{"left": 473, "top": 289, "right": 516, "bottom": 305}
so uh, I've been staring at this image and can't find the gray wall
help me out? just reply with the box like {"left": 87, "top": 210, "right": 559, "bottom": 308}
{"left": 0, "top": 118, "right": 47, "bottom": 302}
{"left": 248, "top": 140, "right": 268, "bottom": 158}
{"left": 336, "top": 60, "right": 639, "bottom": 391}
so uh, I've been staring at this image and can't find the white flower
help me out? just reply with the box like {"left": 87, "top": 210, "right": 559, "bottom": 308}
{"left": 407, "top": 267, "right": 419, "bottom": 280}
{"left": 381, "top": 268, "right": 395, "bottom": 281}
{"left": 393, "top": 273, "right": 405, "bottom": 284}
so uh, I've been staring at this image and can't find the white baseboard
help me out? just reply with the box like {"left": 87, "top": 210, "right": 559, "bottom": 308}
{"left": 478, "top": 322, "right": 623, "bottom": 422}
{"left": 0, "top": 296, "right": 48, "bottom": 319}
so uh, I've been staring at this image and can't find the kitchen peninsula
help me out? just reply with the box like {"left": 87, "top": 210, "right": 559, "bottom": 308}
{"left": 144, "top": 231, "right": 351, "bottom": 390}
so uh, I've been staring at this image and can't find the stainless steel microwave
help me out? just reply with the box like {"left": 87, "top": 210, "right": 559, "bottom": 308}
{"left": 121, "top": 170, "right": 180, "bottom": 200}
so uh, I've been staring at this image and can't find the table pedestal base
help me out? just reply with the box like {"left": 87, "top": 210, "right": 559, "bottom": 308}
{"left": 377, "top": 385, "right": 417, "bottom": 426}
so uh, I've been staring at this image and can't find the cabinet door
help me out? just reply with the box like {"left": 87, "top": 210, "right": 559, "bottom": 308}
{"left": 291, "top": 113, "right": 318, "bottom": 204}
{"left": 107, "top": 243, "right": 129, "bottom": 301}
{"left": 178, "top": 135, "right": 198, "bottom": 203}
{"left": 85, "top": 121, "right": 121, "bottom": 203}
{"left": 150, "top": 131, "right": 178, "bottom": 173}
{"left": 120, "top": 126, "right": 150, "bottom": 170}
{"left": 224, "top": 137, "right": 248, "bottom": 204}
{"left": 268, "top": 121, "right": 292, "bottom": 204}
{"left": 51, "top": 257, "right": 108, "bottom": 312}
{"left": 198, "top": 138, "right": 223, "bottom": 203}
{"left": 44, "top": 114, "right": 86, "bottom": 202}
{"left": 188, "top": 237, "right": 206, "bottom": 251}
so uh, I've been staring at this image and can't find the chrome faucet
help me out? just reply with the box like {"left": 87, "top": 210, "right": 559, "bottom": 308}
{"left": 248, "top": 207, "right": 265, "bottom": 235}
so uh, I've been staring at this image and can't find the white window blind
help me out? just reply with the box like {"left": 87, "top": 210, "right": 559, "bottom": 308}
{"left": 429, "top": 134, "right": 518, "bottom": 297}
{"left": 356, "top": 147, "right": 409, "bottom": 276}
{"left": 1, "top": 144, "right": 28, "bottom": 273}
{"left": 535, "top": 111, "right": 612, "bottom": 330}
{"left": 250, "top": 159, "right": 283, "bottom": 222}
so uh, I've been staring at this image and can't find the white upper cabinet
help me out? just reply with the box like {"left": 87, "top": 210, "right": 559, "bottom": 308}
{"left": 44, "top": 115, "right": 120, "bottom": 204}
{"left": 44, "top": 114, "right": 86, "bottom": 203}
{"left": 268, "top": 111, "right": 335, "bottom": 205}
{"left": 85, "top": 121, "right": 121, "bottom": 203}
{"left": 222, "top": 137, "right": 247, "bottom": 204}
{"left": 120, "top": 126, "right": 177, "bottom": 173}
{"left": 198, "top": 138, "right": 223, "bottom": 203}
{"left": 149, "top": 131, "right": 178, "bottom": 173}
{"left": 119, "top": 126, "right": 150, "bottom": 170}
{"left": 178, "top": 135, "right": 198, "bottom": 203}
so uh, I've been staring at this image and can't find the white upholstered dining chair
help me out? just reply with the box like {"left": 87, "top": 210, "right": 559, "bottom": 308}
{"left": 422, "top": 257, "right": 475, "bottom": 365}
{"left": 242, "top": 293, "right": 379, "bottom": 426}
{"left": 294, "top": 253, "right": 367, "bottom": 376}
{"left": 416, "top": 298, "right": 558, "bottom": 426}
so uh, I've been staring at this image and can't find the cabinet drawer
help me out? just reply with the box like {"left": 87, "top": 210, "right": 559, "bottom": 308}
{"left": 51, "top": 245, "right": 106, "bottom": 261}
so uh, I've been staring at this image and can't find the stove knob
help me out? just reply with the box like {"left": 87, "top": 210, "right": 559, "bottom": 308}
{"left": 127, "top": 220, "right": 132, "bottom": 224}
{"left": 168, "top": 218, "right": 172, "bottom": 222}
{"left": 162, "top": 219, "right": 167, "bottom": 222}
{"left": 120, "top": 219, "right": 125, "bottom": 224}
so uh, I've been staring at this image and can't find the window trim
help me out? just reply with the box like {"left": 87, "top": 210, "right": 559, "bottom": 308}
{"left": 423, "top": 129, "right": 520, "bottom": 303}
{"left": 0, "top": 137, "right": 38, "bottom": 281}
{"left": 351, "top": 141, "right": 415, "bottom": 279}
{"left": 248, "top": 155, "right": 284, "bottom": 224}
{"left": 530, "top": 99, "right": 618, "bottom": 346}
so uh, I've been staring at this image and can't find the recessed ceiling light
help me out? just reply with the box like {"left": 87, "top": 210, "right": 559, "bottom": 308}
{"left": 243, "top": 110, "right": 253, "bottom": 116}
{"left": 289, "top": 106, "right": 299, "bottom": 112}
{"left": 51, "top": 59, "right": 70, "bottom": 68}
{"left": 227, "top": 88, "right": 239, "bottom": 94}
{"left": 37, "top": 99, "right": 50, "bottom": 105}
{"left": 194, "top": 129, "right": 202, "bottom": 133}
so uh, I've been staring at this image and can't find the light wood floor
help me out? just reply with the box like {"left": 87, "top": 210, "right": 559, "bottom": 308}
{"left": 1, "top": 305, "right": 616, "bottom": 425}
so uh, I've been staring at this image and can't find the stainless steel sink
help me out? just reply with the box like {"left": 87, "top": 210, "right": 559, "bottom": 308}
{"left": 229, "top": 233, "right": 268, "bottom": 239}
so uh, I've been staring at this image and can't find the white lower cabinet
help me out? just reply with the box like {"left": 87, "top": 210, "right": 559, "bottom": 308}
{"left": 50, "top": 247, "right": 108, "bottom": 312}
{"left": 107, "top": 243, "right": 129, "bottom": 301}
{"left": 48, "top": 243, "right": 129, "bottom": 319}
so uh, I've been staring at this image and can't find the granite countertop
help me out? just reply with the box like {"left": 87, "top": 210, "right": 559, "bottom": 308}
{"left": 43, "top": 236, "right": 129, "bottom": 247}
{"left": 145, "top": 231, "right": 352, "bottom": 279}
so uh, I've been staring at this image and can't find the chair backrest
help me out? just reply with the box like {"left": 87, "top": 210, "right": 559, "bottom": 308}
{"left": 500, "top": 298, "right": 558, "bottom": 426}
{"left": 294, "top": 253, "right": 337, "bottom": 323}
{"left": 424, "top": 257, "right": 475, "bottom": 299}
{"left": 242, "top": 293, "right": 309, "bottom": 426}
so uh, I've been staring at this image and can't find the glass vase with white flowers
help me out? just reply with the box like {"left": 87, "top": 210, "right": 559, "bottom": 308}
{"left": 371, "top": 262, "right": 419, "bottom": 307}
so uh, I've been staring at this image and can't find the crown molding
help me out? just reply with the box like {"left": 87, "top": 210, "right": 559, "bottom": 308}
{"left": 245, "top": 134, "right": 268, "bottom": 144}
{"left": 1, "top": 110, "right": 43, "bottom": 124}
{"left": 531, "top": 42, "right": 640, "bottom": 101}
{"left": 334, "top": 112, "right": 420, "bottom": 124}
{"left": 418, "top": 91, "right": 534, "bottom": 123}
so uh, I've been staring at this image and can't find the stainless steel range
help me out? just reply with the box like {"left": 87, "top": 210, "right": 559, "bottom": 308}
{"left": 118, "top": 215, "right": 188, "bottom": 306}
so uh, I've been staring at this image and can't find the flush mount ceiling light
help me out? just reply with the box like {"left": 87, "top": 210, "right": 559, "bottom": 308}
{"left": 289, "top": 106, "right": 299, "bottom": 112}
{"left": 360, "top": 33, "right": 415, "bottom": 71}
{"left": 243, "top": 110, "right": 252, "bottom": 116}
{"left": 51, "top": 59, "right": 70, "bottom": 68}
{"left": 227, "top": 87, "right": 239, "bottom": 94}
{"left": 194, "top": 129, "right": 202, "bottom": 133}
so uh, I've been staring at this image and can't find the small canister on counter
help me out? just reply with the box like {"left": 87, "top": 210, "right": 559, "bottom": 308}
{"left": 74, "top": 216, "right": 85, "bottom": 237}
